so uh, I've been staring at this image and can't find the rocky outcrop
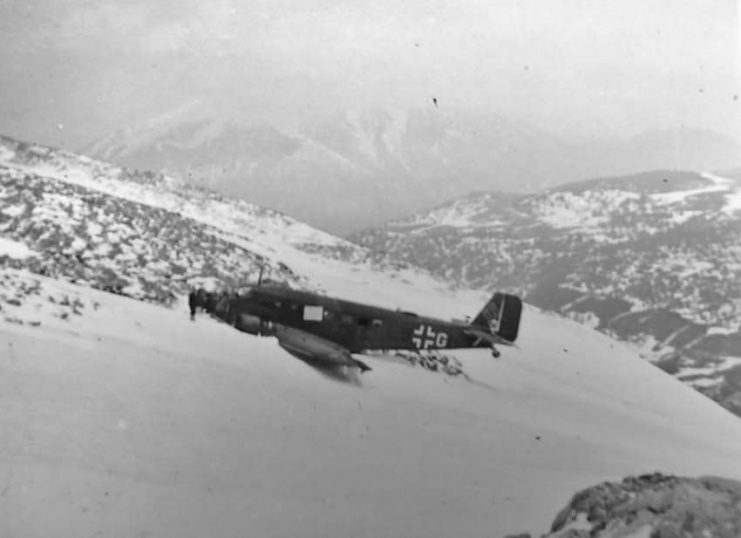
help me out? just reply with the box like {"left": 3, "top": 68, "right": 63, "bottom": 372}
{"left": 506, "top": 472, "right": 741, "bottom": 538}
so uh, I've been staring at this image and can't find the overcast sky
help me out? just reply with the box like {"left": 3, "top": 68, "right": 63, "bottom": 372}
{"left": 1, "top": 0, "right": 739, "bottom": 149}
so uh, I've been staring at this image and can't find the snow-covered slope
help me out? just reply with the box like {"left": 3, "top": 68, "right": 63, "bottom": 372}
{"left": 3, "top": 268, "right": 741, "bottom": 538}
{"left": 352, "top": 170, "right": 741, "bottom": 418}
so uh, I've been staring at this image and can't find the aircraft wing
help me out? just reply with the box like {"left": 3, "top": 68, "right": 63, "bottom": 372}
{"left": 464, "top": 327, "right": 517, "bottom": 347}
{"left": 274, "top": 325, "right": 371, "bottom": 372}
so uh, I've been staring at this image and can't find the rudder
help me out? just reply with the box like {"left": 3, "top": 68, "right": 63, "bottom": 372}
{"left": 471, "top": 292, "right": 522, "bottom": 343}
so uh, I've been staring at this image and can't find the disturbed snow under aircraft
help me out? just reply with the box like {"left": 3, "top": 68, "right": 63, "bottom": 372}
{"left": 191, "top": 283, "right": 522, "bottom": 373}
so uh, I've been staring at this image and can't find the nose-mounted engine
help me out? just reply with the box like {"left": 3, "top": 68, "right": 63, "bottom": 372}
{"left": 191, "top": 275, "right": 281, "bottom": 337}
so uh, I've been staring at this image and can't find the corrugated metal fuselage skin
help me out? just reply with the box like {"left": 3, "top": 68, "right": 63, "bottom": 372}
{"left": 229, "top": 286, "right": 486, "bottom": 354}
{"left": 273, "top": 325, "right": 357, "bottom": 367}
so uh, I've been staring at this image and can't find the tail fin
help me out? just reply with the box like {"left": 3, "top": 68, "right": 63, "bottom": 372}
{"left": 471, "top": 293, "right": 522, "bottom": 343}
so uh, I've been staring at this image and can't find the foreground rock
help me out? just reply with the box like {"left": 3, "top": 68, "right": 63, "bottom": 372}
{"left": 506, "top": 472, "right": 741, "bottom": 538}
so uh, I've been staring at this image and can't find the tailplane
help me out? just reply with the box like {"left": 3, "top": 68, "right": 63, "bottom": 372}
{"left": 471, "top": 292, "right": 522, "bottom": 343}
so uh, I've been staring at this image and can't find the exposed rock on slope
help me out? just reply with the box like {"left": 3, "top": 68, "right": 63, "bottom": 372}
{"left": 506, "top": 473, "right": 741, "bottom": 538}
{"left": 0, "top": 134, "right": 419, "bottom": 304}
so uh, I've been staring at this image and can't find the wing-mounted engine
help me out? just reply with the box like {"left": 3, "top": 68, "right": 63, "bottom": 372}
{"left": 234, "top": 313, "right": 275, "bottom": 336}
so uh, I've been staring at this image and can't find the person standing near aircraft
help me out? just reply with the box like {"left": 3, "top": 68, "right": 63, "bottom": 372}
{"left": 188, "top": 287, "right": 208, "bottom": 320}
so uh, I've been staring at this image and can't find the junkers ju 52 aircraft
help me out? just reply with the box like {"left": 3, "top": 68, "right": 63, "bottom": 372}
{"left": 191, "top": 281, "right": 522, "bottom": 373}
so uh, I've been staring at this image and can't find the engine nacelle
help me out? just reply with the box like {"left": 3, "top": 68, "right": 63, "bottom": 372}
{"left": 234, "top": 314, "right": 274, "bottom": 336}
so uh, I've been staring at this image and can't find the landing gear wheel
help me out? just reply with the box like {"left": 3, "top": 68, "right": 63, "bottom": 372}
{"left": 491, "top": 346, "right": 501, "bottom": 358}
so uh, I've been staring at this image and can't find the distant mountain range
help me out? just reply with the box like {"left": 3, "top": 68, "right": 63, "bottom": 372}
{"left": 350, "top": 169, "right": 741, "bottom": 418}
{"left": 82, "top": 106, "right": 741, "bottom": 234}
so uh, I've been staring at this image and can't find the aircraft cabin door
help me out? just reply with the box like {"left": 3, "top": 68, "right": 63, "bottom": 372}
{"left": 354, "top": 317, "right": 384, "bottom": 351}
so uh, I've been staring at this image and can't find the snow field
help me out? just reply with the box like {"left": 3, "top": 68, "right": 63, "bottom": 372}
{"left": 3, "top": 271, "right": 741, "bottom": 538}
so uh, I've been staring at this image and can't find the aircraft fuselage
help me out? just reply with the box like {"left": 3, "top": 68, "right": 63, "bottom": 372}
{"left": 230, "top": 286, "right": 485, "bottom": 353}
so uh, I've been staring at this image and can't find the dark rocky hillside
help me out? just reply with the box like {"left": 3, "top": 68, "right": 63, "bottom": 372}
{"left": 0, "top": 136, "right": 323, "bottom": 304}
{"left": 351, "top": 170, "right": 741, "bottom": 417}
{"left": 0, "top": 168, "right": 301, "bottom": 302}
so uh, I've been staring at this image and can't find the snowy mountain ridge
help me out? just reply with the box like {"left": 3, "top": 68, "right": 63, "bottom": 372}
{"left": 393, "top": 172, "right": 740, "bottom": 233}
{"left": 2, "top": 134, "right": 349, "bottom": 249}
{"left": 351, "top": 170, "right": 741, "bottom": 417}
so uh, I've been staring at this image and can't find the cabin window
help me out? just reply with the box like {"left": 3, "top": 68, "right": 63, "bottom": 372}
{"left": 341, "top": 314, "right": 354, "bottom": 324}
{"left": 303, "top": 305, "right": 324, "bottom": 321}
{"left": 289, "top": 303, "right": 299, "bottom": 311}
{"left": 357, "top": 318, "right": 371, "bottom": 327}
{"left": 372, "top": 319, "right": 383, "bottom": 327}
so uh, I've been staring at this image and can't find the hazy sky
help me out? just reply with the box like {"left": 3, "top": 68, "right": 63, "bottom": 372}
{"left": 1, "top": 0, "right": 739, "bottom": 149}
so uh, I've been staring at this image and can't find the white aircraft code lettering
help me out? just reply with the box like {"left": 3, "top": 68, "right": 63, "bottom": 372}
{"left": 488, "top": 297, "right": 505, "bottom": 333}
{"left": 412, "top": 324, "right": 448, "bottom": 349}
